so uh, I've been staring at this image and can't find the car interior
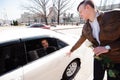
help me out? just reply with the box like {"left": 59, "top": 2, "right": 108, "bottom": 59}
{"left": 25, "top": 38, "right": 59, "bottom": 62}
{"left": 0, "top": 43, "right": 26, "bottom": 76}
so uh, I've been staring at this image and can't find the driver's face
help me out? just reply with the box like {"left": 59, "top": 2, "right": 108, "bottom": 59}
{"left": 41, "top": 40, "right": 49, "bottom": 48}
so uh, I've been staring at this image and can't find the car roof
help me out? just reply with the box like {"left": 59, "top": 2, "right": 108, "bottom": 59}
{"left": 0, "top": 28, "right": 58, "bottom": 46}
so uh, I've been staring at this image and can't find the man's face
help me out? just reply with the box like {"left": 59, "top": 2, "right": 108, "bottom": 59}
{"left": 41, "top": 40, "right": 49, "bottom": 48}
{"left": 78, "top": 4, "right": 89, "bottom": 21}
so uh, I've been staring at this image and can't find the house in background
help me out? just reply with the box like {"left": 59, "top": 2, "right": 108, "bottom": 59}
{"left": 47, "top": 4, "right": 57, "bottom": 24}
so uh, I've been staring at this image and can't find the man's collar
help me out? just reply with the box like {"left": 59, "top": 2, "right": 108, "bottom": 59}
{"left": 87, "top": 10, "right": 104, "bottom": 23}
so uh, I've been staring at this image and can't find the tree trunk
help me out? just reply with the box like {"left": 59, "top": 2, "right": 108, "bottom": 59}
{"left": 44, "top": 17, "right": 48, "bottom": 25}
{"left": 57, "top": 10, "right": 60, "bottom": 25}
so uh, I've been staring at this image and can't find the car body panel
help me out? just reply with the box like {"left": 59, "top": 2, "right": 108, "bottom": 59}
{"left": 0, "top": 67, "right": 23, "bottom": 80}
{"left": 0, "top": 28, "right": 93, "bottom": 80}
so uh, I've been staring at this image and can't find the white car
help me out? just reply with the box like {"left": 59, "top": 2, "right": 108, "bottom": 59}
{"left": 0, "top": 28, "right": 93, "bottom": 80}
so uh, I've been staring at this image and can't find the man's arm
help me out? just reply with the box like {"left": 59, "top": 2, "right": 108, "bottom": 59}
{"left": 70, "top": 35, "right": 86, "bottom": 52}
{"left": 93, "top": 40, "right": 120, "bottom": 56}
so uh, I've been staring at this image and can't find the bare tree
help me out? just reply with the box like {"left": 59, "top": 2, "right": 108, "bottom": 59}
{"left": 100, "top": 0, "right": 103, "bottom": 10}
{"left": 103, "top": 0, "right": 108, "bottom": 10}
{"left": 52, "top": 0, "right": 76, "bottom": 25}
{"left": 23, "top": 0, "right": 50, "bottom": 25}
{"left": 110, "top": 0, "right": 115, "bottom": 9}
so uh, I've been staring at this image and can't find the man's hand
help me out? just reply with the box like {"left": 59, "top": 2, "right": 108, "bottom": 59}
{"left": 93, "top": 46, "right": 109, "bottom": 56}
{"left": 66, "top": 51, "right": 72, "bottom": 57}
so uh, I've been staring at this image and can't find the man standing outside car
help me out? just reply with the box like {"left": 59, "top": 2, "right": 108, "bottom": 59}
{"left": 67, "top": 0, "right": 120, "bottom": 80}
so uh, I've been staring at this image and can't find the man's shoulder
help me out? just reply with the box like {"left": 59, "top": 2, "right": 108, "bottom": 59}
{"left": 99, "top": 10, "right": 120, "bottom": 23}
{"left": 83, "top": 21, "right": 90, "bottom": 28}
{"left": 46, "top": 46, "right": 57, "bottom": 53}
{"left": 104, "top": 9, "right": 120, "bottom": 13}
{"left": 48, "top": 46, "right": 56, "bottom": 49}
{"left": 82, "top": 22, "right": 91, "bottom": 35}
{"left": 103, "top": 10, "right": 120, "bottom": 17}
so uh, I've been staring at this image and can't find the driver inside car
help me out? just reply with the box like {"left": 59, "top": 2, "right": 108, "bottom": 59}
{"left": 41, "top": 39, "right": 57, "bottom": 54}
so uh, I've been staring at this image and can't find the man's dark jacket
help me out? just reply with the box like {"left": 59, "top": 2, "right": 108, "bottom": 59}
{"left": 71, "top": 10, "right": 120, "bottom": 63}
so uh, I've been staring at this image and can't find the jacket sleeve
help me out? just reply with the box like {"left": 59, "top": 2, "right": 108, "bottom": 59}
{"left": 70, "top": 33, "right": 86, "bottom": 52}
{"left": 109, "top": 39, "right": 120, "bottom": 51}
{"left": 102, "top": 11, "right": 120, "bottom": 51}
{"left": 108, "top": 16, "right": 120, "bottom": 51}
{"left": 109, "top": 26, "right": 120, "bottom": 51}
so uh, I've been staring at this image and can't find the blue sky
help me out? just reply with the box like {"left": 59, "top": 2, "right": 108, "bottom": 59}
{"left": 0, "top": 0, "right": 27, "bottom": 20}
{"left": 0, "top": 0, "right": 120, "bottom": 20}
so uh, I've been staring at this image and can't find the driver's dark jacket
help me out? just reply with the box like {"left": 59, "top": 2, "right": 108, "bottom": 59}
{"left": 71, "top": 10, "right": 120, "bottom": 63}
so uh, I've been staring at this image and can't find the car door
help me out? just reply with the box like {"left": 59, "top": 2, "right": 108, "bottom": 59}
{"left": 0, "top": 42, "right": 26, "bottom": 80}
{"left": 0, "top": 68, "right": 23, "bottom": 80}
{"left": 22, "top": 37, "right": 69, "bottom": 80}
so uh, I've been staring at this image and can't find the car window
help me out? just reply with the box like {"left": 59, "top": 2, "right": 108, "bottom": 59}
{"left": 24, "top": 37, "right": 68, "bottom": 63}
{"left": 39, "top": 24, "right": 44, "bottom": 27}
{"left": 31, "top": 24, "right": 44, "bottom": 27}
{"left": 0, "top": 43, "right": 26, "bottom": 76}
{"left": 25, "top": 39, "right": 46, "bottom": 62}
{"left": 57, "top": 39, "right": 68, "bottom": 49}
